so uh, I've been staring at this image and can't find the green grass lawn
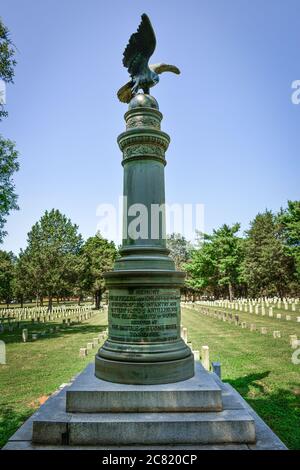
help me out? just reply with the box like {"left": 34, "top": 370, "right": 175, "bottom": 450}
{"left": 1, "top": 305, "right": 299, "bottom": 449}
{"left": 0, "top": 310, "right": 108, "bottom": 448}
{"left": 182, "top": 305, "right": 300, "bottom": 450}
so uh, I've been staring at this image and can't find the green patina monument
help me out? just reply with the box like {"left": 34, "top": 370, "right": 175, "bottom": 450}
{"left": 6, "top": 12, "right": 284, "bottom": 452}
{"left": 95, "top": 14, "right": 194, "bottom": 384}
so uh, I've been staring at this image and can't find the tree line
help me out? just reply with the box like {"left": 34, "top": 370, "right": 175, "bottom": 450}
{"left": 167, "top": 200, "right": 300, "bottom": 301}
{"left": 0, "top": 209, "right": 116, "bottom": 310}
{"left": 0, "top": 202, "right": 299, "bottom": 309}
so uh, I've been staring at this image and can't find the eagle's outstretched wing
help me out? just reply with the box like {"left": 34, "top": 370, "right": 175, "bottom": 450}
{"left": 117, "top": 80, "right": 133, "bottom": 103}
{"left": 150, "top": 63, "right": 181, "bottom": 75}
{"left": 123, "top": 13, "right": 156, "bottom": 77}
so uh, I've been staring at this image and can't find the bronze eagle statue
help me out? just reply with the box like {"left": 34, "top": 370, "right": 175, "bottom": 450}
{"left": 117, "top": 13, "right": 180, "bottom": 103}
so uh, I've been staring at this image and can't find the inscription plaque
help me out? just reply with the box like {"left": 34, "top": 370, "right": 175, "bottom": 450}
{"left": 109, "top": 288, "right": 180, "bottom": 342}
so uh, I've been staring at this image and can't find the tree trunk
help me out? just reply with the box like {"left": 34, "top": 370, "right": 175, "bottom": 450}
{"left": 47, "top": 294, "right": 53, "bottom": 313}
{"left": 95, "top": 290, "right": 102, "bottom": 310}
{"left": 20, "top": 295, "right": 24, "bottom": 308}
{"left": 228, "top": 283, "right": 234, "bottom": 302}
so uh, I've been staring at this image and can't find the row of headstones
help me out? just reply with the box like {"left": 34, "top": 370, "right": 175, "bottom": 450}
{"left": 0, "top": 305, "right": 93, "bottom": 322}
{"left": 7, "top": 311, "right": 98, "bottom": 341}
{"left": 196, "top": 298, "right": 299, "bottom": 312}
{"left": 185, "top": 301, "right": 300, "bottom": 322}
{"left": 21, "top": 325, "right": 62, "bottom": 342}
{"left": 190, "top": 305, "right": 299, "bottom": 346}
{"left": 219, "top": 297, "right": 299, "bottom": 304}
{"left": 0, "top": 309, "right": 95, "bottom": 328}
{"left": 0, "top": 304, "right": 93, "bottom": 314}
{"left": 180, "top": 325, "right": 221, "bottom": 378}
{"left": 0, "top": 315, "right": 84, "bottom": 334}
{"left": 79, "top": 329, "right": 108, "bottom": 357}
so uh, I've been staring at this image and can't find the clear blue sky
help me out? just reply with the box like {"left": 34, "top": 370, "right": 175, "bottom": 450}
{"left": 1, "top": 0, "right": 299, "bottom": 254}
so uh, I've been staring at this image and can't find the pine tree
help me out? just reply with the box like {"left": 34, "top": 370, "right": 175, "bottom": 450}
{"left": 242, "top": 210, "right": 295, "bottom": 297}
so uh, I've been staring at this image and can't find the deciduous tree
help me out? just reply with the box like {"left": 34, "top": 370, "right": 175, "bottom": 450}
{"left": 80, "top": 233, "right": 117, "bottom": 309}
{"left": 20, "top": 209, "right": 83, "bottom": 310}
{"left": 0, "top": 18, "right": 19, "bottom": 242}
{"left": 166, "top": 233, "right": 192, "bottom": 270}
{"left": 0, "top": 249, "right": 15, "bottom": 305}
{"left": 0, "top": 138, "right": 19, "bottom": 242}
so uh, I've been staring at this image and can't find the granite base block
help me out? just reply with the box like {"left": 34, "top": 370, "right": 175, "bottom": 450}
{"left": 2, "top": 364, "right": 287, "bottom": 450}
{"left": 66, "top": 362, "right": 222, "bottom": 412}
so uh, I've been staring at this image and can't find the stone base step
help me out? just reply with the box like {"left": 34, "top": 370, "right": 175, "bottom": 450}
{"left": 32, "top": 409, "right": 255, "bottom": 446}
{"left": 66, "top": 363, "right": 222, "bottom": 413}
{"left": 30, "top": 364, "right": 255, "bottom": 446}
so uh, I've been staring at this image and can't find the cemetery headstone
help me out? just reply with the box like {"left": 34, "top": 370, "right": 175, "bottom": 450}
{"left": 212, "top": 362, "right": 221, "bottom": 379}
{"left": 22, "top": 329, "right": 28, "bottom": 343}
{"left": 289, "top": 335, "right": 297, "bottom": 346}
{"left": 201, "top": 345, "right": 210, "bottom": 371}
{"left": 291, "top": 338, "right": 299, "bottom": 349}
{"left": 182, "top": 327, "right": 188, "bottom": 343}
{"left": 269, "top": 307, "right": 273, "bottom": 317}
{"left": 193, "top": 350, "right": 200, "bottom": 361}
{"left": 79, "top": 348, "right": 88, "bottom": 358}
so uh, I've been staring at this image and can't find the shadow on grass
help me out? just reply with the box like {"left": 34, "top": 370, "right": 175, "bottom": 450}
{"left": 227, "top": 371, "right": 300, "bottom": 450}
{"left": 0, "top": 406, "right": 32, "bottom": 449}
{"left": 0, "top": 322, "right": 108, "bottom": 345}
{"left": 228, "top": 370, "right": 271, "bottom": 394}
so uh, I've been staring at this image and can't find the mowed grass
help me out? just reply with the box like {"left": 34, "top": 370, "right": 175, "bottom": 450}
{"left": 0, "top": 310, "right": 108, "bottom": 448}
{"left": 182, "top": 305, "right": 300, "bottom": 450}
{"left": 1, "top": 305, "right": 299, "bottom": 449}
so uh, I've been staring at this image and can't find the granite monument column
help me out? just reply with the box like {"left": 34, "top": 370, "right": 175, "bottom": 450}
{"left": 95, "top": 93, "right": 194, "bottom": 384}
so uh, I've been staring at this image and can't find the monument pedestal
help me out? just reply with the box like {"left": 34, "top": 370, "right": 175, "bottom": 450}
{"left": 32, "top": 364, "right": 257, "bottom": 446}
{"left": 3, "top": 362, "right": 287, "bottom": 449}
